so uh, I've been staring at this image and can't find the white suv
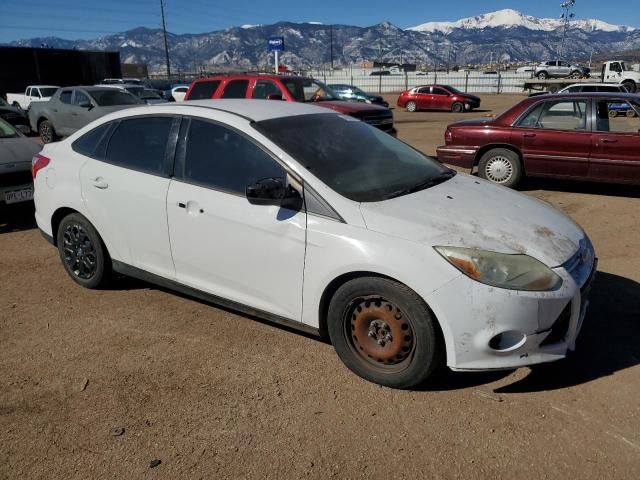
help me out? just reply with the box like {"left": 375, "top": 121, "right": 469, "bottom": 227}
{"left": 33, "top": 100, "right": 596, "bottom": 388}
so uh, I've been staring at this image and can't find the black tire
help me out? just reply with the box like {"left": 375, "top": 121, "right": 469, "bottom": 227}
{"left": 609, "top": 109, "right": 618, "bottom": 118}
{"left": 477, "top": 148, "right": 524, "bottom": 188}
{"left": 536, "top": 71, "right": 548, "bottom": 80}
{"left": 327, "top": 277, "right": 443, "bottom": 389}
{"left": 38, "top": 120, "right": 58, "bottom": 144}
{"left": 569, "top": 71, "right": 581, "bottom": 79}
{"left": 406, "top": 101, "right": 417, "bottom": 112}
{"left": 56, "top": 213, "right": 111, "bottom": 289}
{"left": 452, "top": 102, "right": 464, "bottom": 113}
{"left": 622, "top": 81, "right": 637, "bottom": 93}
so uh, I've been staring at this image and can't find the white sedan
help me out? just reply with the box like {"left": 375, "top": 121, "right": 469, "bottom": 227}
{"left": 32, "top": 100, "right": 596, "bottom": 388}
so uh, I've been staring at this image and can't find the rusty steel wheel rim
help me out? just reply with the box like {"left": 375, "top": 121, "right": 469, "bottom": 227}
{"left": 345, "top": 296, "right": 415, "bottom": 371}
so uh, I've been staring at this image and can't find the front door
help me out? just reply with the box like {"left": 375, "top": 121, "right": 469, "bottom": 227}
{"left": 431, "top": 87, "right": 451, "bottom": 110}
{"left": 167, "top": 117, "right": 306, "bottom": 320}
{"left": 590, "top": 99, "right": 640, "bottom": 183}
{"left": 80, "top": 115, "right": 178, "bottom": 278}
{"left": 513, "top": 98, "right": 591, "bottom": 177}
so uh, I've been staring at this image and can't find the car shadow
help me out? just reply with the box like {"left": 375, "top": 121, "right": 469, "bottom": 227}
{"left": 494, "top": 271, "right": 640, "bottom": 393}
{"left": 0, "top": 201, "right": 37, "bottom": 234}
{"left": 520, "top": 177, "right": 640, "bottom": 198}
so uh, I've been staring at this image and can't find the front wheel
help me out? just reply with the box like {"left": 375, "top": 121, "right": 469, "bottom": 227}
{"left": 405, "top": 101, "right": 417, "bottom": 112}
{"left": 327, "top": 277, "right": 442, "bottom": 389}
{"left": 56, "top": 213, "right": 111, "bottom": 289}
{"left": 477, "top": 148, "right": 524, "bottom": 188}
{"left": 622, "top": 81, "right": 637, "bottom": 93}
{"left": 536, "top": 71, "right": 548, "bottom": 80}
{"left": 452, "top": 102, "right": 464, "bottom": 113}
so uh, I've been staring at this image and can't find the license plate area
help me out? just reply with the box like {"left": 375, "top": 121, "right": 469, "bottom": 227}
{"left": 4, "top": 187, "right": 33, "bottom": 204}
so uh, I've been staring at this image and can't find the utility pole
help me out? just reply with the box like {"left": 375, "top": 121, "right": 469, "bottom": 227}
{"left": 329, "top": 24, "right": 334, "bottom": 70}
{"left": 160, "top": 0, "right": 171, "bottom": 79}
{"left": 559, "top": 0, "right": 576, "bottom": 62}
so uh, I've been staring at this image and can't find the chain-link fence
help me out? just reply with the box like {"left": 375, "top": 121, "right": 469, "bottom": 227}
{"left": 310, "top": 69, "right": 534, "bottom": 94}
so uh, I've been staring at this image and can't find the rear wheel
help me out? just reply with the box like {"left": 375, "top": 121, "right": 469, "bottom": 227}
{"left": 56, "top": 213, "right": 111, "bottom": 289}
{"left": 452, "top": 102, "right": 464, "bottom": 113}
{"left": 626, "top": 108, "right": 636, "bottom": 118}
{"left": 406, "top": 101, "right": 417, "bottom": 112}
{"left": 327, "top": 277, "right": 442, "bottom": 389}
{"left": 536, "top": 71, "right": 548, "bottom": 80}
{"left": 38, "top": 120, "right": 58, "bottom": 144}
{"left": 569, "top": 71, "right": 581, "bottom": 79}
{"left": 622, "top": 80, "right": 637, "bottom": 93}
{"left": 478, "top": 148, "right": 523, "bottom": 188}
{"left": 609, "top": 109, "right": 618, "bottom": 118}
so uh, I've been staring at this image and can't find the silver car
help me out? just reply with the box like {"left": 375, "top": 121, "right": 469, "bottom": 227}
{"left": 535, "top": 61, "right": 589, "bottom": 79}
{"left": 0, "top": 118, "right": 41, "bottom": 205}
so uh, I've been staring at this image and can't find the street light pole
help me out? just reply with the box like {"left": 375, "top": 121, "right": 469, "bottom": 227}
{"left": 160, "top": 0, "right": 171, "bottom": 79}
{"left": 559, "top": 0, "right": 576, "bottom": 62}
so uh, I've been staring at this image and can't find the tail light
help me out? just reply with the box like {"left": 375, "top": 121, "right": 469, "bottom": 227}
{"left": 32, "top": 153, "right": 50, "bottom": 179}
{"left": 444, "top": 129, "right": 453, "bottom": 143}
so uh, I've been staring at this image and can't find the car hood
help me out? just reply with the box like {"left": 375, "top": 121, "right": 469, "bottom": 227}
{"left": 359, "top": 174, "right": 584, "bottom": 268}
{"left": 317, "top": 100, "right": 390, "bottom": 114}
{"left": 0, "top": 137, "right": 42, "bottom": 168}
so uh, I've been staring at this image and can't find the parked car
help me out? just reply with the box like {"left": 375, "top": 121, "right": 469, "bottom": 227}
{"left": 102, "top": 78, "right": 142, "bottom": 85}
{"left": 96, "top": 84, "right": 167, "bottom": 105}
{"left": 185, "top": 74, "right": 395, "bottom": 134}
{"left": 516, "top": 65, "right": 535, "bottom": 74}
{"left": 7, "top": 85, "right": 59, "bottom": 110}
{"left": 165, "top": 84, "right": 190, "bottom": 102}
{"left": 28, "top": 86, "right": 143, "bottom": 143}
{"left": 0, "top": 96, "right": 30, "bottom": 134}
{"left": 0, "top": 118, "right": 41, "bottom": 206}
{"left": 327, "top": 84, "right": 389, "bottom": 106}
{"left": 397, "top": 85, "right": 481, "bottom": 113}
{"left": 534, "top": 61, "right": 589, "bottom": 79}
{"left": 33, "top": 100, "right": 596, "bottom": 389}
{"left": 557, "top": 83, "right": 626, "bottom": 94}
{"left": 437, "top": 92, "right": 640, "bottom": 187}
{"left": 600, "top": 60, "right": 640, "bottom": 93}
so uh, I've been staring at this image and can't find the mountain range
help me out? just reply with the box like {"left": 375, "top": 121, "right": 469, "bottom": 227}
{"left": 6, "top": 9, "right": 640, "bottom": 73}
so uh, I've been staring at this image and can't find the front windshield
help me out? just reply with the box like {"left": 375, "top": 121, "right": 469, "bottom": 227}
{"left": 124, "top": 86, "right": 145, "bottom": 96}
{"left": 40, "top": 87, "right": 58, "bottom": 97}
{"left": 281, "top": 78, "right": 337, "bottom": 102}
{"left": 446, "top": 86, "right": 463, "bottom": 94}
{"left": 140, "top": 89, "right": 161, "bottom": 99}
{"left": 0, "top": 118, "right": 18, "bottom": 138}
{"left": 253, "top": 114, "right": 452, "bottom": 202}
{"left": 89, "top": 90, "right": 142, "bottom": 106}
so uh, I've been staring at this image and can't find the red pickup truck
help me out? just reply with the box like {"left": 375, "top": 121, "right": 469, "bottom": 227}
{"left": 185, "top": 74, "right": 396, "bottom": 134}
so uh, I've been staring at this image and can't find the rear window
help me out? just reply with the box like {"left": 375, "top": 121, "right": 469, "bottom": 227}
{"left": 90, "top": 90, "right": 142, "bottom": 106}
{"left": 188, "top": 80, "right": 221, "bottom": 100}
{"left": 220, "top": 80, "right": 249, "bottom": 99}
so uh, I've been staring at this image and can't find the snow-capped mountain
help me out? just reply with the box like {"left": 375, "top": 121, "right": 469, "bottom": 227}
{"left": 408, "top": 9, "right": 635, "bottom": 34}
{"left": 6, "top": 12, "right": 639, "bottom": 72}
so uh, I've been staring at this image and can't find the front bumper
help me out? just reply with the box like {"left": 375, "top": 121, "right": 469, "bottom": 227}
{"left": 436, "top": 145, "right": 477, "bottom": 169}
{"left": 424, "top": 240, "right": 597, "bottom": 371}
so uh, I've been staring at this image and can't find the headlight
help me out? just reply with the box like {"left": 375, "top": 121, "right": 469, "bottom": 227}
{"left": 434, "top": 246, "right": 562, "bottom": 291}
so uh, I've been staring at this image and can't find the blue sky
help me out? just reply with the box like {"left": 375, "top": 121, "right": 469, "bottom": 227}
{"left": 0, "top": 0, "right": 638, "bottom": 42}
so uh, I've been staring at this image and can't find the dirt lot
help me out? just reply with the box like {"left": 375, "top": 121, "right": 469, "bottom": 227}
{"left": 1, "top": 93, "right": 639, "bottom": 479}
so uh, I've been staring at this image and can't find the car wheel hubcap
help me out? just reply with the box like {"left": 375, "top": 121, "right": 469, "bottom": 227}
{"left": 40, "top": 124, "right": 51, "bottom": 142}
{"left": 485, "top": 156, "right": 514, "bottom": 183}
{"left": 62, "top": 224, "right": 97, "bottom": 279}
{"left": 407, "top": 102, "right": 416, "bottom": 112}
{"left": 346, "top": 297, "right": 415, "bottom": 367}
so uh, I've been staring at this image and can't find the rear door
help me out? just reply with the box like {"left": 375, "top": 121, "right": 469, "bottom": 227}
{"left": 68, "top": 90, "right": 93, "bottom": 131}
{"left": 185, "top": 80, "right": 221, "bottom": 100}
{"left": 415, "top": 87, "right": 433, "bottom": 109}
{"left": 590, "top": 99, "right": 640, "bottom": 183}
{"left": 79, "top": 115, "right": 179, "bottom": 278}
{"left": 512, "top": 98, "right": 591, "bottom": 177}
{"left": 218, "top": 79, "right": 250, "bottom": 99}
{"left": 250, "top": 79, "right": 285, "bottom": 99}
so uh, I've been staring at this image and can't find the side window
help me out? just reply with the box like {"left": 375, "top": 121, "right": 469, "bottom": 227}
{"left": 252, "top": 80, "right": 282, "bottom": 99}
{"left": 72, "top": 123, "right": 112, "bottom": 157}
{"left": 175, "top": 87, "right": 188, "bottom": 93}
{"left": 182, "top": 119, "right": 284, "bottom": 194}
{"left": 59, "top": 90, "right": 72, "bottom": 104}
{"left": 558, "top": 62, "right": 567, "bottom": 67}
{"left": 220, "top": 80, "right": 249, "bottom": 99}
{"left": 187, "top": 80, "right": 220, "bottom": 100}
{"left": 105, "top": 117, "right": 173, "bottom": 175}
{"left": 566, "top": 86, "right": 582, "bottom": 92}
{"left": 518, "top": 103, "right": 545, "bottom": 128}
{"left": 32, "top": 88, "right": 41, "bottom": 98}
{"left": 537, "top": 100, "right": 588, "bottom": 131}
{"left": 417, "top": 87, "right": 431, "bottom": 94}
{"left": 431, "top": 87, "right": 448, "bottom": 95}
{"left": 73, "top": 91, "right": 91, "bottom": 106}
{"left": 610, "top": 62, "right": 622, "bottom": 73}
{"left": 595, "top": 101, "right": 640, "bottom": 133}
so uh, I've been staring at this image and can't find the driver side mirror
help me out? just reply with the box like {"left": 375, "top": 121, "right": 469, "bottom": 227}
{"left": 266, "top": 93, "right": 283, "bottom": 101}
{"left": 246, "top": 176, "right": 302, "bottom": 210}
{"left": 79, "top": 101, "right": 93, "bottom": 109}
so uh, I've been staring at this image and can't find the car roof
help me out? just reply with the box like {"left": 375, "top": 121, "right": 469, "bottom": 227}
{"left": 195, "top": 74, "right": 311, "bottom": 82}
{"left": 133, "top": 99, "right": 338, "bottom": 122}
{"left": 561, "top": 83, "right": 624, "bottom": 87}
{"left": 534, "top": 92, "right": 640, "bottom": 100}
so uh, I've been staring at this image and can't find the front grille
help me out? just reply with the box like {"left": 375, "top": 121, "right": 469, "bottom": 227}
{"left": 359, "top": 112, "right": 394, "bottom": 132}
{"left": 540, "top": 302, "right": 572, "bottom": 346}
{"left": 0, "top": 170, "right": 32, "bottom": 188}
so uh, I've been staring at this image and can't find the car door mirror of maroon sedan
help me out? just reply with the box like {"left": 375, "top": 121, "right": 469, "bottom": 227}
{"left": 246, "top": 176, "right": 302, "bottom": 210}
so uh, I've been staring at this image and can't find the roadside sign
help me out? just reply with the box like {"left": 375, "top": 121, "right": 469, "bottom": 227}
{"left": 268, "top": 36, "right": 285, "bottom": 51}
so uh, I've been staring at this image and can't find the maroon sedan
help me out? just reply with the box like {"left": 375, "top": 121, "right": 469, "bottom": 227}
{"left": 397, "top": 85, "right": 480, "bottom": 113}
{"left": 437, "top": 93, "right": 640, "bottom": 188}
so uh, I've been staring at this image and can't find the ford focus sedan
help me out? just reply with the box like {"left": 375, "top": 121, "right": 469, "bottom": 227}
{"left": 33, "top": 100, "right": 596, "bottom": 389}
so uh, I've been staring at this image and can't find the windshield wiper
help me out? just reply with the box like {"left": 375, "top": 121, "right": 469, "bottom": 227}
{"left": 383, "top": 171, "right": 456, "bottom": 200}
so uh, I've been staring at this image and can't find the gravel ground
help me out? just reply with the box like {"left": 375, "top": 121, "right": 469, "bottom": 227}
{"left": 1, "top": 93, "right": 639, "bottom": 479}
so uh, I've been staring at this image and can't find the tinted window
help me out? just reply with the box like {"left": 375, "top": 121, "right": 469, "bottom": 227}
{"left": 89, "top": 90, "right": 140, "bottom": 106}
{"left": 220, "top": 80, "right": 249, "bottom": 99}
{"left": 417, "top": 87, "right": 430, "bottom": 94}
{"left": 252, "top": 80, "right": 282, "bottom": 99}
{"left": 72, "top": 123, "right": 111, "bottom": 157}
{"left": 565, "top": 86, "right": 581, "bottom": 92}
{"left": 60, "top": 91, "right": 72, "bottom": 104}
{"left": 188, "top": 80, "right": 220, "bottom": 100}
{"left": 32, "top": 89, "right": 41, "bottom": 98}
{"left": 432, "top": 87, "right": 448, "bottom": 95}
{"left": 73, "top": 91, "right": 91, "bottom": 106}
{"left": 105, "top": 117, "right": 173, "bottom": 175}
{"left": 595, "top": 101, "right": 640, "bottom": 133}
{"left": 182, "top": 119, "right": 284, "bottom": 194}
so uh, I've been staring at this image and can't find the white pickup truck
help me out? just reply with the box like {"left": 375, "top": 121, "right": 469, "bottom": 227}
{"left": 7, "top": 85, "right": 59, "bottom": 110}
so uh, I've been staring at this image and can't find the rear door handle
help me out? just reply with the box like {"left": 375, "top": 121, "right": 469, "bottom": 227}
{"left": 522, "top": 132, "right": 537, "bottom": 138}
{"left": 600, "top": 138, "right": 617, "bottom": 143}
{"left": 91, "top": 177, "right": 108, "bottom": 189}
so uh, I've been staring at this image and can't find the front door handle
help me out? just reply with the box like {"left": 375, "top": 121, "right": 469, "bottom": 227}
{"left": 522, "top": 132, "right": 537, "bottom": 138}
{"left": 91, "top": 177, "right": 108, "bottom": 189}
{"left": 177, "top": 201, "right": 204, "bottom": 214}
{"left": 600, "top": 138, "right": 617, "bottom": 143}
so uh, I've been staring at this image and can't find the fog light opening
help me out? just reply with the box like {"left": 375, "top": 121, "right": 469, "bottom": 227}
{"left": 489, "top": 331, "right": 527, "bottom": 352}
